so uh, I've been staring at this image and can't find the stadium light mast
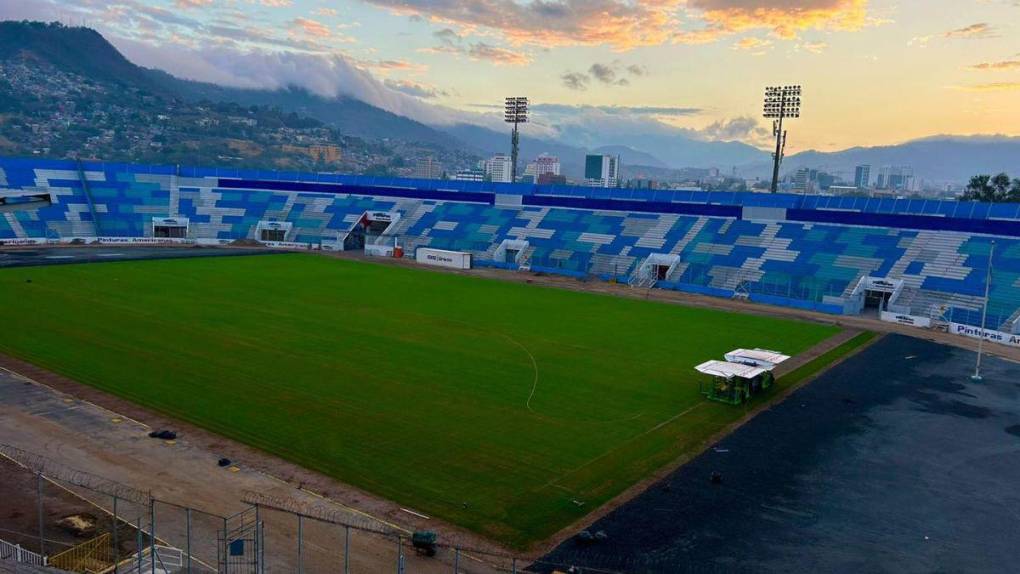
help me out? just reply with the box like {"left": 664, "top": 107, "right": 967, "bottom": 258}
{"left": 763, "top": 85, "right": 801, "bottom": 193}
{"left": 972, "top": 240, "right": 995, "bottom": 382}
{"left": 504, "top": 97, "right": 528, "bottom": 183}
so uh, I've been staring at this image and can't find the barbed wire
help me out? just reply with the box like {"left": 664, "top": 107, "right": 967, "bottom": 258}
{"left": 0, "top": 443, "right": 149, "bottom": 504}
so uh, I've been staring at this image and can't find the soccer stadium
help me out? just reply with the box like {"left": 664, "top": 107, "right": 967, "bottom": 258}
{"left": 2, "top": 157, "right": 1020, "bottom": 573}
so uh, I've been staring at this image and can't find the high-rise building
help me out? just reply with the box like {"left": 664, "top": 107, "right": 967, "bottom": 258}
{"left": 536, "top": 154, "right": 561, "bottom": 176}
{"left": 484, "top": 154, "right": 513, "bottom": 183}
{"left": 792, "top": 168, "right": 811, "bottom": 192}
{"left": 876, "top": 166, "right": 914, "bottom": 191}
{"left": 854, "top": 165, "right": 871, "bottom": 189}
{"left": 584, "top": 154, "right": 620, "bottom": 188}
{"left": 414, "top": 157, "right": 442, "bottom": 180}
{"left": 525, "top": 154, "right": 561, "bottom": 180}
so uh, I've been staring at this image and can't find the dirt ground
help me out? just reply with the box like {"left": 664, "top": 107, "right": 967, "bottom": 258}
{"left": 0, "top": 456, "right": 147, "bottom": 561}
{"left": 2, "top": 245, "right": 1018, "bottom": 573}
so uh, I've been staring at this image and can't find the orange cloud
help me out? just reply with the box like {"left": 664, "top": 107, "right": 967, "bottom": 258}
{"left": 174, "top": 0, "right": 213, "bottom": 8}
{"left": 364, "top": 0, "right": 874, "bottom": 50}
{"left": 968, "top": 60, "right": 1020, "bottom": 71}
{"left": 291, "top": 17, "right": 330, "bottom": 38}
{"left": 733, "top": 37, "right": 772, "bottom": 51}
{"left": 945, "top": 23, "right": 998, "bottom": 40}
{"left": 954, "top": 82, "right": 1020, "bottom": 92}
{"left": 688, "top": 0, "right": 870, "bottom": 41}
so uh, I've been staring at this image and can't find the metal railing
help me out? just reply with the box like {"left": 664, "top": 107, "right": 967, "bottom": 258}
{"left": 48, "top": 533, "right": 112, "bottom": 573}
{"left": 0, "top": 538, "right": 47, "bottom": 567}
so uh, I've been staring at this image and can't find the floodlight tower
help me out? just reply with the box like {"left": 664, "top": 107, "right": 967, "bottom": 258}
{"left": 763, "top": 85, "right": 802, "bottom": 193}
{"left": 972, "top": 240, "right": 996, "bottom": 382}
{"left": 504, "top": 97, "right": 528, "bottom": 183}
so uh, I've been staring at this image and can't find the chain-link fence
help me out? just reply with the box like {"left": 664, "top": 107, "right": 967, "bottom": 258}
{"left": 0, "top": 445, "right": 621, "bottom": 574}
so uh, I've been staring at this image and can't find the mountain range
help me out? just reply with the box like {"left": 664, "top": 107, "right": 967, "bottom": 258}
{"left": 2, "top": 20, "right": 1019, "bottom": 184}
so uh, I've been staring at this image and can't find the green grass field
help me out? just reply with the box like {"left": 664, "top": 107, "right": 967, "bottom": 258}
{"left": 0, "top": 253, "right": 845, "bottom": 547}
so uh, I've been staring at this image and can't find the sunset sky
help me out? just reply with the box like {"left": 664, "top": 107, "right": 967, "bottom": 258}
{"left": 5, "top": 0, "right": 1020, "bottom": 152}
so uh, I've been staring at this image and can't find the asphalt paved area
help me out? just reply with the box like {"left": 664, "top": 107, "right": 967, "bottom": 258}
{"left": 536, "top": 334, "right": 1020, "bottom": 574}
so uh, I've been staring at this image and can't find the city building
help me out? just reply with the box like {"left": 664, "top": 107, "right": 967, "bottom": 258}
{"left": 584, "top": 154, "right": 620, "bottom": 188}
{"left": 280, "top": 144, "right": 342, "bottom": 164}
{"left": 414, "top": 157, "right": 443, "bottom": 180}
{"left": 828, "top": 185, "right": 860, "bottom": 196}
{"left": 792, "top": 168, "right": 811, "bottom": 193}
{"left": 854, "top": 165, "right": 871, "bottom": 189}
{"left": 876, "top": 166, "right": 914, "bottom": 191}
{"left": 534, "top": 154, "right": 561, "bottom": 177}
{"left": 537, "top": 173, "right": 567, "bottom": 185}
{"left": 484, "top": 154, "right": 513, "bottom": 183}
{"left": 525, "top": 154, "right": 561, "bottom": 181}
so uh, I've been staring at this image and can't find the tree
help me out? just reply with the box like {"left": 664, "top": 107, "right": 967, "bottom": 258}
{"left": 963, "top": 172, "right": 1020, "bottom": 202}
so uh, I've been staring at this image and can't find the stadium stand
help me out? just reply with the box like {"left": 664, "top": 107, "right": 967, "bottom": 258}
{"left": 2, "top": 157, "right": 1019, "bottom": 335}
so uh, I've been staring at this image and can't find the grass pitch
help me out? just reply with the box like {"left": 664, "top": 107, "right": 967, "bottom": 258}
{"left": 0, "top": 253, "right": 842, "bottom": 547}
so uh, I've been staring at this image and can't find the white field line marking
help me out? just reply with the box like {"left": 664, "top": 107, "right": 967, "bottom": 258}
{"left": 544, "top": 401, "right": 708, "bottom": 492}
{"left": 400, "top": 508, "right": 430, "bottom": 520}
{"left": 498, "top": 334, "right": 540, "bottom": 413}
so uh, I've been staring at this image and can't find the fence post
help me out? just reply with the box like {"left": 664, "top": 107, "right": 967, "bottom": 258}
{"left": 136, "top": 509, "right": 143, "bottom": 574}
{"left": 297, "top": 514, "right": 303, "bottom": 574}
{"left": 396, "top": 535, "right": 403, "bottom": 574}
{"left": 113, "top": 495, "right": 119, "bottom": 574}
{"left": 512, "top": 557, "right": 517, "bottom": 574}
{"left": 150, "top": 498, "right": 156, "bottom": 574}
{"left": 221, "top": 516, "right": 227, "bottom": 574}
{"left": 344, "top": 525, "right": 350, "bottom": 574}
{"left": 36, "top": 473, "right": 44, "bottom": 557}
{"left": 453, "top": 548, "right": 459, "bottom": 574}
{"left": 186, "top": 507, "right": 192, "bottom": 574}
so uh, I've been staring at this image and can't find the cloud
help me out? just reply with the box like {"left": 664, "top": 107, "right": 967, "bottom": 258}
{"left": 291, "top": 17, "right": 331, "bottom": 38}
{"left": 733, "top": 36, "right": 772, "bottom": 51}
{"left": 174, "top": 0, "right": 213, "bottom": 8}
{"left": 626, "top": 64, "right": 648, "bottom": 76}
{"left": 944, "top": 23, "right": 998, "bottom": 39}
{"left": 561, "top": 72, "right": 590, "bottom": 91}
{"left": 560, "top": 60, "right": 645, "bottom": 90}
{"left": 425, "top": 28, "right": 531, "bottom": 65}
{"left": 383, "top": 78, "right": 450, "bottom": 99}
{"left": 907, "top": 34, "right": 932, "bottom": 48}
{"left": 797, "top": 40, "right": 828, "bottom": 53}
{"left": 315, "top": 8, "right": 338, "bottom": 17}
{"left": 698, "top": 116, "right": 770, "bottom": 143}
{"left": 369, "top": 59, "right": 428, "bottom": 73}
{"left": 967, "top": 59, "right": 1020, "bottom": 71}
{"left": 589, "top": 63, "right": 629, "bottom": 85}
{"left": 686, "top": 0, "right": 872, "bottom": 41}
{"left": 533, "top": 104, "right": 702, "bottom": 116}
{"left": 466, "top": 43, "right": 532, "bottom": 65}
{"left": 953, "top": 82, "right": 1020, "bottom": 92}
{"left": 364, "top": 0, "right": 875, "bottom": 50}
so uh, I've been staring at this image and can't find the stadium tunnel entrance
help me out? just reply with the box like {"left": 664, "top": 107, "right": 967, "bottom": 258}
{"left": 858, "top": 276, "right": 903, "bottom": 311}
{"left": 256, "top": 220, "right": 292, "bottom": 242}
{"left": 342, "top": 211, "right": 400, "bottom": 253}
{"left": 152, "top": 217, "right": 189, "bottom": 239}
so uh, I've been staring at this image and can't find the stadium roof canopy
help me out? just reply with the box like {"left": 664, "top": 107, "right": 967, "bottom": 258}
{"left": 724, "top": 349, "right": 790, "bottom": 369}
{"left": 695, "top": 360, "right": 768, "bottom": 380}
